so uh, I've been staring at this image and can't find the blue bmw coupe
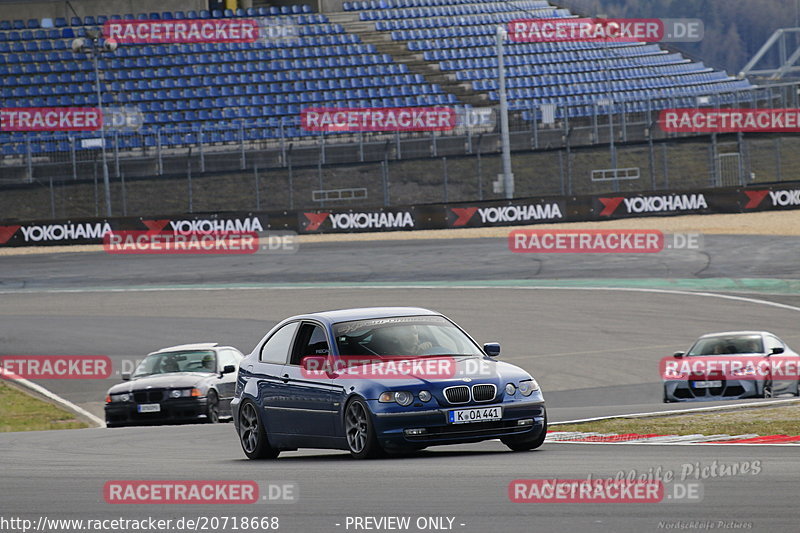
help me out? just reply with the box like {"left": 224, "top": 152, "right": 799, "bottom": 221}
{"left": 232, "top": 307, "right": 547, "bottom": 459}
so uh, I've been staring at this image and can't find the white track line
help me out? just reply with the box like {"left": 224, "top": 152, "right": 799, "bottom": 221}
{"left": 1, "top": 283, "right": 800, "bottom": 313}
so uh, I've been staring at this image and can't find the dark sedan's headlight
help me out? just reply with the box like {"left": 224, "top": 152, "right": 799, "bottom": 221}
{"left": 518, "top": 379, "right": 540, "bottom": 396}
{"left": 169, "top": 388, "right": 201, "bottom": 398}
{"left": 379, "top": 391, "right": 414, "bottom": 406}
{"left": 107, "top": 393, "right": 131, "bottom": 403}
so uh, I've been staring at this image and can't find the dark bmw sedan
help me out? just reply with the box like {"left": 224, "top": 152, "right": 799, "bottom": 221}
{"left": 105, "top": 343, "right": 243, "bottom": 427}
{"left": 232, "top": 307, "right": 547, "bottom": 459}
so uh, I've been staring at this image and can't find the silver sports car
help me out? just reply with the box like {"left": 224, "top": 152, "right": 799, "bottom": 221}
{"left": 663, "top": 331, "right": 800, "bottom": 402}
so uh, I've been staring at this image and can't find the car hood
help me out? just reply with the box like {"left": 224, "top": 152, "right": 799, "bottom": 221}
{"left": 107, "top": 372, "right": 212, "bottom": 393}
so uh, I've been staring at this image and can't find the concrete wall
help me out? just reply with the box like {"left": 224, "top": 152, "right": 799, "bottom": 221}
{"left": 0, "top": 0, "right": 208, "bottom": 22}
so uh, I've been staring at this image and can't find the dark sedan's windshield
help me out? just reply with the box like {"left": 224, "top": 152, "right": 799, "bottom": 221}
{"left": 132, "top": 350, "right": 217, "bottom": 377}
{"left": 333, "top": 315, "right": 484, "bottom": 357}
{"left": 687, "top": 335, "right": 764, "bottom": 356}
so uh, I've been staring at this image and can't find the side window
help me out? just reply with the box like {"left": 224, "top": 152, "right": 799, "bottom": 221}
{"left": 290, "top": 323, "right": 330, "bottom": 366}
{"left": 260, "top": 322, "right": 300, "bottom": 364}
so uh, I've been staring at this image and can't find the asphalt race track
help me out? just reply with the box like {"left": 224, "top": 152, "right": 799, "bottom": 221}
{"left": 1, "top": 234, "right": 799, "bottom": 532}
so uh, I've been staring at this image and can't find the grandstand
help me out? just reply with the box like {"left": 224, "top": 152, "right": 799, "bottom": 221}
{"left": 348, "top": 0, "right": 752, "bottom": 118}
{"left": 0, "top": 0, "right": 754, "bottom": 157}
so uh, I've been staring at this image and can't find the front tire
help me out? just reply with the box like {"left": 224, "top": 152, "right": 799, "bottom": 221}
{"left": 238, "top": 401, "right": 279, "bottom": 459}
{"left": 502, "top": 414, "right": 547, "bottom": 452}
{"left": 344, "top": 398, "right": 384, "bottom": 459}
{"left": 206, "top": 390, "right": 220, "bottom": 423}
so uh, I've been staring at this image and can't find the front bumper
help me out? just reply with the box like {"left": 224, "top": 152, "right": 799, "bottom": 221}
{"left": 369, "top": 399, "right": 546, "bottom": 448}
{"left": 105, "top": 398, "right": 208, "bottom": 427}
{"left": 664, "top": 379, "right": 763, "bottom": 401}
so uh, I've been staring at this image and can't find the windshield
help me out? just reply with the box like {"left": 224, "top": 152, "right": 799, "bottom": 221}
{"left": 332, "top": 315, "right": 484, "bottom": 357}
{"left": 132, "top": 350, "right": 217, "bottom": 377}
{"left": 687, "top": 335, "right": 764, "bottom": 356}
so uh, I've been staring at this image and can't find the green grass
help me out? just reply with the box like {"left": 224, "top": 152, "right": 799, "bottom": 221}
{"left": 0, "top": 381, "right": 89, "bottom": 432}
{"left": 554, "top": 404, "right": 800, "bottom": 437}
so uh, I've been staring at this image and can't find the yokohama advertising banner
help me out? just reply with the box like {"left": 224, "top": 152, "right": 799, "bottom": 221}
{"left": 2, "top": 183, "right": 800, "bottom": 245}
{"left": 445, "top": 198, "right": 571, "bottom": 228}
{"left": 0, "top": 213, "right": 269, "bottom": 247}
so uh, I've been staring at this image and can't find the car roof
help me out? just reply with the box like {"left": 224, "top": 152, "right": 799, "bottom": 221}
{"left": 286, "top": 307, "right": 441, "bottom": 326}
{"left": 148, "top": 342, "right": 219, "bottom": 356}
{"left": 697, "top": 331, "right": 771, "bottom": 339}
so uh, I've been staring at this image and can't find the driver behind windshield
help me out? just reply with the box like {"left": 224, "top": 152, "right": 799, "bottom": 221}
{"left": 398, "top": 325, "right": 433, "bottom": 355}
{"left": 372, "top": 325, "right": 432, "bottom": 355}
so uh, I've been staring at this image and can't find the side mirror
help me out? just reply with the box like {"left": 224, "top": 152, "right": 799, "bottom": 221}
{"left": 771, "top": 347, "right": 785, "bottom": 355}
{"left": 222, "top": 365, "right": 236, "bottom": 375}
{"left": 673, "top": 351, "right": 685, "bottom": 359}
{"left": 483, "top": 343, "right": 501, "bottom": 357}
{"left": 121, "top": 372, "right": 131, "bottom": 381}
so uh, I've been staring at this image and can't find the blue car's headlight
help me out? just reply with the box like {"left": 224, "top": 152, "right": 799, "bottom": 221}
{"left": 418, "top": 390, "right": 432, "bottom": 402}
{"left": 505, "top": 383, "right": 516, "bottom": 396}
{"left": 379, "top": 391, "right": 414, "bottom": 406}
{"left": 518, "top": 379, "right": 539, "bottom": 396}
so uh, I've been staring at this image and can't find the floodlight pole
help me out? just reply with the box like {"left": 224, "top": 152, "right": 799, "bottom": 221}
{"left": 91, "top": 50, "right": 113, "bottom": 217}
{"left": 75, "top": 31, "right": 114, "bottom": 217}
{"left": 496, "top": 25, "right": 514, "bottom": 199}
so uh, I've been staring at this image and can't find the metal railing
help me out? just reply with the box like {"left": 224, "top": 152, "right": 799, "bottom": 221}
{"left": 3, "top": 81, "right": 800, "bottom": 219}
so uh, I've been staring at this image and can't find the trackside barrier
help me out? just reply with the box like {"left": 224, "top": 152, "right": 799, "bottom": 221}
{"left": 1, "top": 182, "right": 799, "bottom": 246}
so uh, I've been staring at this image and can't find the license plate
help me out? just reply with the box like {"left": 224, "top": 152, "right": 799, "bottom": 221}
{"left": 448, "top": 406, "right": 502, "bottom": 424}
{"left": 692, "top": 380, "right": 722, "bottom": 389}
{"left": 137, "top": 403, "right": 161, "bottom": 413}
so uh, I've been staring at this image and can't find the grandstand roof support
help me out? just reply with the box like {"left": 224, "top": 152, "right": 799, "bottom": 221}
{"left": 496, "top": 25, "right": 514, "bottom": 199}
{"left": 739, "top": 28, "right": 800, "bottom": 80}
